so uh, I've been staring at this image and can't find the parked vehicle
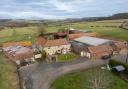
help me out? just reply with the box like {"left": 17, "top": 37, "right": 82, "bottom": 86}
{"left": 101, "top": 55, "right": 111, "bottom": 60}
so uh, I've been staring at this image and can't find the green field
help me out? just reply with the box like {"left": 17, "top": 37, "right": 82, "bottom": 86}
{"left": 51, "top": 67, "right": 128, "bottom": 89}
{"left": 0, "top": 53, "right": 19, "bottom": 89}
{"left": 0, "top": 19, "right": 128, "bottom": 44}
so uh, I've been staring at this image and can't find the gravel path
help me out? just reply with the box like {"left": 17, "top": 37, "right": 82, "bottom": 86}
{"left": 19, "top": 57, "right": 107, "bottom": 89}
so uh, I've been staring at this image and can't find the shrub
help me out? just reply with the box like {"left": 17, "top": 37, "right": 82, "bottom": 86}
{"left": 109, "top": 59, "right": 128, "bottom": 73}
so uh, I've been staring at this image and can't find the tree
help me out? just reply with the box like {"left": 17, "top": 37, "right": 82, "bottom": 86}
{"left": 12, "top": 29, "right": 17, "bottom": 36}
{"left": 87, "top": 68, "right": 111, "bottom": 89}
{"left": 58, "top": 28, "right": 69, "bottom": 32}
{"left": 37, "top": 26, "right": 47, "bottom": 36}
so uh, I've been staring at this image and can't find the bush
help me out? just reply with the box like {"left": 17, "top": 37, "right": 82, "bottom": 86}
{"left": 109, "top": 59, "right": 128, "bottom": 73}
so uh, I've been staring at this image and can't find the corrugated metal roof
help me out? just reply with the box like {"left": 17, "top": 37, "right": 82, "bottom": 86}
{"left": 113, "top": 65, "right": 125, "bottom": 71}
{"left": 74, "top": 36, "right": 111, "bottom": 46}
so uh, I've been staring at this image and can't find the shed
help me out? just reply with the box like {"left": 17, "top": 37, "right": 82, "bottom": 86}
{"left": 112, "top": 65, "right": 125, "bottom": 73}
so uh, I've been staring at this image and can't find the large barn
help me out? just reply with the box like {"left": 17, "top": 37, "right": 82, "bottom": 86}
{"left": 71, "top": 36, "right": 113, "bottom": 58}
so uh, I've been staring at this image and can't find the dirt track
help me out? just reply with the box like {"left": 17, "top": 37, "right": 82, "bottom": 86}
{"left": 19, "top": 57, "right": 107, "bottom": 89}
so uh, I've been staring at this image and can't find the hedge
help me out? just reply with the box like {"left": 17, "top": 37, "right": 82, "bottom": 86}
{"left": 109, "top": 59, "right": 128, "bottom": 73}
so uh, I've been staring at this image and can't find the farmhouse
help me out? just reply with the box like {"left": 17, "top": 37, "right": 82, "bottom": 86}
{"left": 71, "top": 36, "right": 113, "bottom": 58}
{"left": 3, "top": 46, "right": 34, "bottom": 65}
{"left": 43, "top": 39, "right": 71, "bottom": 55}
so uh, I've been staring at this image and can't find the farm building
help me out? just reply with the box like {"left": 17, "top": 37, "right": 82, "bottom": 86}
{"left": 36, "top": 37, "right": 71, "bottom": 55}
{"left": 43, "top": 39, "right": 71, "bottom": 55}
{"left": 71, "top": 36, "right": 113, "bottom": 58}
{"left": 87, "top": 45, "right": 113, "bottom": 59}
{"left": 36, "top": 36, "right": 47, "bottom": 51}
{"left": 73, "top": 36, "right": 112, "bottom": 46}
{"left": 69, "top": 28, "right": 93, "bottom": 34}
{"left": 42, "top": 32, "right": 55, "bottom": 39}
{"left": 3, "top": 46, "right": 34, "bottom": 65}
{"left": 111, "top": 41, "right": 127, "bottom": 54}
{"left": 68, "top": 32, "right": 97, "bottom": 40}
{"left": 54, "top": 31, "right": 69, "bottom": 39}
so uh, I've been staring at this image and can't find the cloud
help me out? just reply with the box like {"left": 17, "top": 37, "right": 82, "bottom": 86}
{"left": 0, "top": 0, "right": 127, "bottom": 19}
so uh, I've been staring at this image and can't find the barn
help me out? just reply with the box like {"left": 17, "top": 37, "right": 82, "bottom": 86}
{"left": 71, "top": 36, "right": 113, "bottom": 58}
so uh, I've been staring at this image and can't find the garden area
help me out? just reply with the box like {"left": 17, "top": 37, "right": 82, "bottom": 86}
{"left": 51, "top": 66, "right": 128, "bottom": 89}
{"left": 57, "top": 53, "right": 76, "bottom": 62}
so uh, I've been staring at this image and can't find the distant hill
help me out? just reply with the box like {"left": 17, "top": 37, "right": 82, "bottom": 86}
{"left": 0, "top": 12, "right": 128, "bottom": 24}
{"left": 62, "top": 13, "right": 128, "bottom": 23}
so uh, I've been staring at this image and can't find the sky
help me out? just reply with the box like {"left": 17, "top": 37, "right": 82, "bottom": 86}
{"left": 0, "top": 0, "right": 128, "bottom": 19}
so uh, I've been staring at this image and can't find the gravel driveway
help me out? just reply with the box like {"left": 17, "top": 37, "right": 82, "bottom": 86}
{"left": 19, "top": 57, "right": 107, "bottom": 89}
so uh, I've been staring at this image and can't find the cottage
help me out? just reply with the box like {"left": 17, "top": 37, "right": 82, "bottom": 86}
{"left": 3, "top": 46, "right": 34, "bottom": 65}
{"left": 87, "top": 45, "right": 113, "bottom": 59}
{"left": 43, "top": 39, "right": 71, "bottom": 55}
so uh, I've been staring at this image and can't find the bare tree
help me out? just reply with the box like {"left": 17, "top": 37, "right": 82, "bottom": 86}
{"left": 12, "top": 29, "right": 17, "bottom": 36}
{"left": 37, "top": 26, "right": 47, "bottom": 36}
{"left": 87, "top": 68, "right": 111, "bottom": 89}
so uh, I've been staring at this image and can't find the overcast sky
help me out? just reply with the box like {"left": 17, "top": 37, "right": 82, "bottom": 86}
{"left": 0, "top": 0, "right": 128, "bottom": 19}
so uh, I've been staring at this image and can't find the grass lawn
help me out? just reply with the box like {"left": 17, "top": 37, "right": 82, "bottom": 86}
{"left": 0, "top": 35, "right": 37, "bottom": 44}
{"left": 51, "top": 67, "right": 128, "bottom": 89}
{"left": 0, "top": 26, "right": 38, "bottom": 36}
{"left": 57, "top": 53, "right": 76, "bottom": 62}
{"left": 0, "top": 53, "right": 19, "bottom": 89}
